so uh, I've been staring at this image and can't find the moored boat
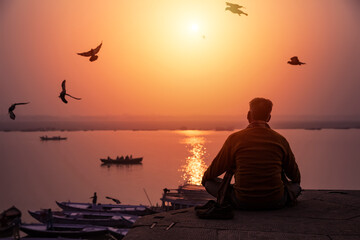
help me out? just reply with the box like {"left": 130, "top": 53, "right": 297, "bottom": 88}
{"left": 100, "top": 156, "right": 142, "bottom": 164}
{"left": 40, "top": 136, "right": 67, "bottom": 141}
{"left": 107, "top": 227, "right": 129, "bottom": 240}
{"left": 29, "top": 210, "right": 138, "bottom": 228}
{"left": 0, "top": 225, "right": 14, "bottom": 238}
{"left": 20, "top": 223, "right": 107, "bottom": 238}
{"left": 56, "top": 201, "right": 155, "bottom": 216}
{"left": 0, "top": 206, "right": 21, "bottom": 238}
{"left": 161, "top": 184, "right": 215, "bottom": 210}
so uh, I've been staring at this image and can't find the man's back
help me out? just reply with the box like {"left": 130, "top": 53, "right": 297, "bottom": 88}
{"left": 231, "top": 125, "right": 300, "bottom": 206}
{"left": 202, "top": 123, "right": 300, "bottom": 208}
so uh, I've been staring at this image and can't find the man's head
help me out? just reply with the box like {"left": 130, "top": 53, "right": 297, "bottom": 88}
{"left": 247, "top": 98, "right": 273, "bottom": 123}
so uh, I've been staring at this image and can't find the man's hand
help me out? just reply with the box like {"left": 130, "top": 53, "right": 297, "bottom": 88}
{"left": 201, "top": 176, "right": 206, "bottom": 187}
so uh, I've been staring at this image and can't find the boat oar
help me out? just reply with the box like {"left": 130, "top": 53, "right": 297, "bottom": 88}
{"left": 143, "top": 188, "right": 153, "bottom": 207}
{"left": 106, "top": 196, "right": 121, "bottom": 204}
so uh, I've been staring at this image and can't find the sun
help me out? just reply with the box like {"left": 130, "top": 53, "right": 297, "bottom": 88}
{"left": 189, "top": 23, "right": 199, "bottom": 33}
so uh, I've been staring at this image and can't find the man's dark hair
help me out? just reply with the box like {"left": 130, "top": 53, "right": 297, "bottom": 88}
{"left": 249, "top": 98, "right": 273, "bottom": 121}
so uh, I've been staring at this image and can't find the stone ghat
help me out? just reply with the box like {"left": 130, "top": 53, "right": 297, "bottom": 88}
{"left": 124, "top": 190, "right": 360, "bottom": 240}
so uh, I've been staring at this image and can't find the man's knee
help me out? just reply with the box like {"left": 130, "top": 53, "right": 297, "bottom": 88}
{"left": 288, "top": 183, "right": 302, "bottom": 198}
{"left": 203, "top": 178, "right": 222, "bottom": 198}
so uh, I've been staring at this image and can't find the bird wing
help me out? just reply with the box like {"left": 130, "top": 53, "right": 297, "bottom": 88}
{"left": 61, "top": 80, "right": 66, "bottom": 91}
{"left": 14, "top": 102, "right": 30, "bottom": 106}
{"left": 9, "top": 111, "right": 15, "bottom": 120}
{"left": 92, "top": 42, "right": 102, "bottom": 54}
{"left": 65, "top": 94, "right": 82, "bottom": 100}
{"left": 226, "top": 2, "right": 241, "bottom": 8}
{"left": 291, "top": 56, "right": 299, "bottom": 62}
{"left": 77, "top": 50, "right": 93, "bottom": 57}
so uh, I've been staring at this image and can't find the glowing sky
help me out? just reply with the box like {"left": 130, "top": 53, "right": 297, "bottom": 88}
{"left": 0, "top": 0, "right": 359, "bottom": 119}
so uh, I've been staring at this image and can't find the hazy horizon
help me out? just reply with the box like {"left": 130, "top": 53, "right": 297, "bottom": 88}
{"left": 1, "top": 113, "right": 360, "bottom": 131}
{"left": 2, "top": 113, "right": 360, "bottom": 121}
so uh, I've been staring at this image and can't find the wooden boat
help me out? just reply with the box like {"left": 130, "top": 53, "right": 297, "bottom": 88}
{"left": 29, "top": 210, "right": 138, "bottom": 228}
{"left": 40, "top": 136, "right": 67, "bottom": 141}
{"left": 107, "top": 227, "right": 129, "bottom": 240}
{"left": 56, "top": 201, "right": 155, "bottom": 216}
{"left": 100, "top": 156, "right": 143, "bottom": 164}
{"left": 0, "top": 225, "right": 13, "bottom": 238}
{"left": 0, "top": 206, "right": 21, "bottom": 238}
{"left": 161, "top": 184, "right": 215, "bottom": 210}
{"left": 0, "top": 238, "right": 78, "bottom": 240}
{"left": 20, "top": 223, "right": 107, "bottom": 238}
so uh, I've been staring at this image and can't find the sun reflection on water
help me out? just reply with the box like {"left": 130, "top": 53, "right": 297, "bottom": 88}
{"left": 179, "top": 131, "right": 208, "bottom": 185}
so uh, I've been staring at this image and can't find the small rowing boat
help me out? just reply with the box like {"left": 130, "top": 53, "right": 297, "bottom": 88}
{"left": 40, "top": 136, "right": 67, "bottom": 141}
{"left": 56, "top": 201, "right": 155, "bottom": 216}
{"left": 100, "top": 156, "right": 143, "bottom": 164}
{"left": 29, "top": 210, "right": 138, "bottom": 228}
{"left": 20, "top": 223, "right": 107, "bottom": 238}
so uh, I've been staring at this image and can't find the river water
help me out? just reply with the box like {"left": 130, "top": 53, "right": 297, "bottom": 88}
{"left": 0, "top": 129, "right": 359, "bottom": 221}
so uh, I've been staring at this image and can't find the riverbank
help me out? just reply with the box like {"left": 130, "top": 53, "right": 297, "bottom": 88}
{"left": 124, "top": 190, "right": 360, "bottom": 240}
{"left": 1, "top": 117, "right": 360, "bottom": 132}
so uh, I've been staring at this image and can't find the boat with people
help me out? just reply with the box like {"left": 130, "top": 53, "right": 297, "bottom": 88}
{"left": 19, "top": 223, "right": 108, "bottom": 238}
{"left": 100, "top": 155, "right": 143, "bottom": 164}
{"left": 40, "top": 136, "right": 67, "bottom": 141}
{"left": 56, "top": 201, "right": 155, "bottom": 216}
{"left": 28, "top": 210, "right": 138, "bottom": 228}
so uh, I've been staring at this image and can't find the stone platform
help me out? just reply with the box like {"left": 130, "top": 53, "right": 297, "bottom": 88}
{"left": 123, "top": 190, "right": 360, "bottom": 240}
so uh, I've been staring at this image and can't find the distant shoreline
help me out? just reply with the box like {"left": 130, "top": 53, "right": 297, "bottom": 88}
{"left": 1, "top": 118, "right": 360, "bottom": 132}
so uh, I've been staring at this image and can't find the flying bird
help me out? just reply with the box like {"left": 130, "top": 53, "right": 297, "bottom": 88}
{"left": 225, "top": 2, "right": 248, "bottom": 16}
{"left": 287, "top": 56, "right": 306, "bottom": 65}
{"left": 59, "top": 80, "right": 82, "bottom": 104}
{"left": 8, "top": 102, "right": 30, "bottom": 120}
{"left": 77, "top": 42, "right": 102, "bottom": 62}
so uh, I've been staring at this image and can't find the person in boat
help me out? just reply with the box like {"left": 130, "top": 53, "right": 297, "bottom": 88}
{"left": 46, "top": 209, "right": 53, "bottom": 230}
{"left": 90, "top": 192, "right": 97, "bottom": 205}
{"left": 130, "top": 154, "right": 132, "bottom": 159}
{"left": 201, "top": 98, "right": 301, "bottom": 210}
{"left": 125, "top": 155, "right": 129, "bottom": 160}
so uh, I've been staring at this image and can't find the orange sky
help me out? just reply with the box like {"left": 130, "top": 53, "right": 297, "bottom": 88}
{"left": 0, "top": 0, "right": 359, "bottom": 119}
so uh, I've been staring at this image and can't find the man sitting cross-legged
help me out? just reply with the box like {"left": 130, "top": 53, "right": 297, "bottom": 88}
{"left": 202, "top": 98, "right": 301, "bottom": 210}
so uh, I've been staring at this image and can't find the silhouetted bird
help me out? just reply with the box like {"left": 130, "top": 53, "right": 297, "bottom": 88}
{"left": 226, "top": 2, "right": 248, "bottom": 16}
{"left": 287, "top": 56, "right": 306, "bottom": 65}
{"left": 8, "top": 102, "right": 30, "bottom": 120}
{"left": 77, "top": 42, "right": 102, "bottom": 62}
{"left": 59, "top": 80, "right": 82, "bottom": 104}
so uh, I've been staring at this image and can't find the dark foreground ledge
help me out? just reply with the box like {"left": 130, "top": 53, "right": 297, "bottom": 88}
{"left": 124, "top": 190, "right": 360, "bottom": 240}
